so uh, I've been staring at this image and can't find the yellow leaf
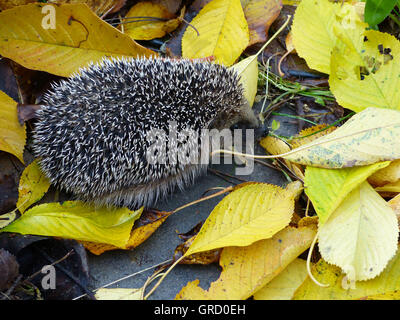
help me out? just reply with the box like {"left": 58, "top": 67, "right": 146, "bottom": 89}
{"left": 122, "top": 2, "right": 175, "bottom": 40}
{"left": 0, "top": 212, "right": 17, "bottom": 229}
{"left": 282, "top": 0, "right": 300, "bottom": 5}
{"left": 284, "top": 108, "right": 400, "bottom": 168}
{"left": 260, "top": 135, "right": 304, "bottom": 181}
{"left": 330, "top": 30, "right": 400, "bottom": 112}
{"left": 95, "top": 288, "right": 142, "bottom": 300}
{"left": 305, "top": 161, "right": 390, "bottom": 224}
{"left": 368, "top": 159, "right": 400, "bottom": 187}
{"left": 388, "top": 194, "right": 400, "bottom": 221}
{"left": 17, "top": 159, "right": 50, "bottom": 214}
{"left": 176, "top": 225, "right": 316, "bottom": 300}
{"left": 0, "top": 3, "right": 155, "bottom": 77}
{"left": 293, "top": 251, "right": 400, "bottom": 300}
{"left": 289, "top": 124, "right": 336, "bottom": 149}
{"left": 185, "top": 181, "right": 302, "bottom": 256}
{"left": 82, "top": 209, "right": 171, "bottom": 255}
{"left": 181, "top": 0, "right": 249, "bottom": 66}
{"left": 230, "top": 55, "right": 258, "bottom": 106}
{"left": 1, "top": 201, "right": 143, "bottom": 248}
{"left": 253, "top": 258, "right": 308, "bottom": 300}
{"left": 291, "top": 0, "right": 366, "bottom": 74}
{"left": 0, "top": 90, "right": 26, "bottom": 163}
{"left": 318, "top": 181, "right": 399, "bottom": 281}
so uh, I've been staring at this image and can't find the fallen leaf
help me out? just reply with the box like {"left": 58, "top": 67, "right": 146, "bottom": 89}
{"left": 16, "top": 159, "right": 50, "bottom": 214}
{"left": 0, "top": 90, "right": 26, "bottom": 164}
{"left": 0, "top": 211, "right": 17, "bottom": 229}
{"left": 173, "top": 235, "right": 221, "bottom": 265}
{"left": 241, "top": 0, "right": 282, "bottom": 46}
{"left": 293, "top": 250, "right": 400, "bottom": 300}
{"left": 368, "top": 159, "right": 400, "bottom": 187}
{"left": 330, "top": 30, "right": 400, "bottom": 112}
{"left": 122, "top": 2, "right": 176, "bottom": 40}
{"left": 0, "top": 248, "right": 19, "bottom": 291}
{"left": 95, "top": 288, "right": 142, "bottom": 300}
{"left": 375, "top": 180, "right": 400, "bottom": 194}
{"left": 318, "top": 181, "right": 399, "bottom": 281}
{"left": 48, "top": 0, "right": 125, "bottom": 17}
{"left": 260, "top": 135, "right": 304, "bottom": 181}
{"left": 0, "top": 3, "right": 155, "bottom": 77}
{"left": 292, "top": 0, "right": 366, "bottom": 74}
{"left": 0, "top": 0, "right": 35, "bottom": 10}
{"left": 230, "top": 55, "right": 258, "bottom": 106}
{"left": 253, "top": 258, "right": 307, "bottom": 300}
{"left": 388, "top": 194, "right": 400, "bottom": 223}
{"left": 175, "top": 225, "right": 316, "bottom": 300}
{"left": 82, "top": 208, "right": 171, "bottom": 255}
{"left": 1, "top": 201, "right": 143, "bottom": 248}
{"left": 284, "top": 108, "right": 400, "bottom": 168}
{"left": 185, "top": 181, "right": 302, "bottom": 256}
{"left": 305, "top": 161, "right": 390, "bottom": 224}
{"left": 181, "top": 0, "right": 249, "bottom": 66}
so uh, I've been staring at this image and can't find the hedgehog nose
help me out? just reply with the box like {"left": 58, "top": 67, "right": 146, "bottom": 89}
{"left": 254, "top": 123, "right": 269, "bottom": 140}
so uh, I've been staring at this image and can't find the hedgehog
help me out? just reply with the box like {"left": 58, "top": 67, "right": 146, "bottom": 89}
{"left": 33, "top": 57, "right": 259, "bottom": 209}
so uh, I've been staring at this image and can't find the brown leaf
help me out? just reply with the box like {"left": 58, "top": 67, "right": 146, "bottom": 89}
{"left": 0, "top": 248, "right": 19, "bottom": 291}
{"left": 242, "top": 0, "right": 283, "bottom": 46}
{"left": 173, "top": 222, "right": 221, "bottom": 265}
{"left": 173, "top": 235, "right": 221, "bottom": 265}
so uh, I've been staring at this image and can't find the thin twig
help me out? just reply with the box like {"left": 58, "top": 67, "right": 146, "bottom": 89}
{"left": 0, "top": 275, "right": 23, "bottom": 300}
{"left": 172, "top": 186, "right": 233, "bottom": 214}
{"left": 72, "top": 259, "right": 172, "bottom": 300}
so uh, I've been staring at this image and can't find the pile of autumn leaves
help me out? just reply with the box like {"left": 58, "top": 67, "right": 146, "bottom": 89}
{"left": 1, "top": 0, "right": 400, "bottom": 299}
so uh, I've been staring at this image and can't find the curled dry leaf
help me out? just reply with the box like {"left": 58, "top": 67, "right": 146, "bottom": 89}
{"left": 241, "top": 0, "right": 283, "bottom": 46}
{"left": 368, "top": 159, "right": 400, "bottom": 187}
{"left": 122, "top": 2, "right": 177, "bottom": 40}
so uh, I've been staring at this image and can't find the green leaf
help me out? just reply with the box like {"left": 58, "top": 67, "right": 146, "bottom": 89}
{"left": 365, "top": 0, "right": 398, "bottom": 27}
{"left": 305, "top": 162, "right": 390, "bottom": 224}
{"left": 1, "top": 201, "right": 143, "bottom": 248}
